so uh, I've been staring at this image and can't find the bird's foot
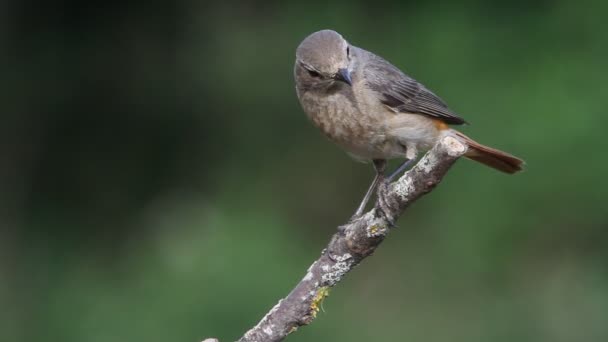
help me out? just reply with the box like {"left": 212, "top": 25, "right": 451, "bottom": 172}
{"left": 347, "top": 214, "right": 361, "bottom": 225}
{"left": 376, "top": 180, "right": 398, "bottom": 226}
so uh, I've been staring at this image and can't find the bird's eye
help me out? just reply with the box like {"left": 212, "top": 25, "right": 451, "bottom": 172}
{"left": 307, "top": 69, "right": 321, "bottom": 78}
{"left": 346, "top": 46, "right": 350, "bottom": 57}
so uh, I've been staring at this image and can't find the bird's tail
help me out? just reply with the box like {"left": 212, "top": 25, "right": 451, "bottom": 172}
{"left": 451, "top": 130, "right": 524, "bottom": 174}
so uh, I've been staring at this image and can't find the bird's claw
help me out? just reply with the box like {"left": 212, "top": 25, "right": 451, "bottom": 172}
{"left": 376, "top": 180, "right": 398, "bottom": 226}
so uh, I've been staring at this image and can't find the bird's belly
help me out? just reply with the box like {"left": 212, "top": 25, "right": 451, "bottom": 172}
{"left": 386, "top": 114, "right": 441, "bottom": 149}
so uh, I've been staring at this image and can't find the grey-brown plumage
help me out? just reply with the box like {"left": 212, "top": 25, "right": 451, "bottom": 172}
{"left": 366, "top": 62, "right": 467, "bottom": 125}
{"left": 294, "top": 29, "right": 523, "bottom": 217}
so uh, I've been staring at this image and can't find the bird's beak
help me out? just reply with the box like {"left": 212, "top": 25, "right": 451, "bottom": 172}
{"left": 335, "top": 68, "right": 352, "bottom": 86}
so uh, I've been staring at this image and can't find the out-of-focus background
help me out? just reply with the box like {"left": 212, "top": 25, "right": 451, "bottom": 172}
{"left": 2, "top": 1, "right": 607, "bottom": 341}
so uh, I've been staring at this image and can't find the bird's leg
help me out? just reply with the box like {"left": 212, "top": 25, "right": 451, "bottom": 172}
{"left": 385, "top": 158, "right": 416, "bottom": 183}
{"left": 351, "top": 159, "right": 386, "bottom": 219}
{"left": 385, "top": 145, "right": 419, "bottom": 184}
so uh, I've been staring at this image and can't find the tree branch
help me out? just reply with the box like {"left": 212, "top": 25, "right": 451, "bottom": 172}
{"left": 206, "top": 134, "right": 468, "bottom": 342}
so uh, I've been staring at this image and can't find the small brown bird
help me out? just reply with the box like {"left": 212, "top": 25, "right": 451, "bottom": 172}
{"left": 294, "top": 30, "right": 523, "bottom": 217}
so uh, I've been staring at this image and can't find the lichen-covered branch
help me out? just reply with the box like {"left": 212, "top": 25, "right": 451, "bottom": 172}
{"left": 205, "top": 134, "right": 468, "bottom": 342}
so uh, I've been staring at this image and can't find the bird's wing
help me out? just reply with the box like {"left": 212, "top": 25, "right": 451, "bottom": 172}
{"left": 364, "top": 52, "right": 467, "bottom": 125}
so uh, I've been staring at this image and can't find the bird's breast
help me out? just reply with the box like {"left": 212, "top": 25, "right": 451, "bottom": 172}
{"left": 302, "top": 92, "right": 358, "bottom": 138}
{"left": 299, "top": 90, "right": 402, "bottom": 160}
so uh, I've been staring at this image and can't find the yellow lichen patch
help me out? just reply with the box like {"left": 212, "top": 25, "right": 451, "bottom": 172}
{"left": 288, "top": 326, "right": 298, "bottom": 335}
{"left": 369, "top": 224, "right": 380, "bottom": 235}
{"left": 367, "top": 222, "right": 388, "bottom": 237}
{"left": 309, "top": 286, "right": 330, "bottom": 318}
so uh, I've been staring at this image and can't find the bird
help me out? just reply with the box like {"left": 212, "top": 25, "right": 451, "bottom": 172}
{"left": 294, "top": 29, "right": 524, "bottom": 218}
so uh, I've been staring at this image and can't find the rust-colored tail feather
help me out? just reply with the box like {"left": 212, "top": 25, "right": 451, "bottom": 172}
{"left": 452, "top": 131, "right": 524, "bottom": 174}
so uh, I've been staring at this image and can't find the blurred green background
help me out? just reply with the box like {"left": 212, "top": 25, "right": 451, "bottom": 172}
{"left": 1, "top": 1, "right": 607, "bottom": 341}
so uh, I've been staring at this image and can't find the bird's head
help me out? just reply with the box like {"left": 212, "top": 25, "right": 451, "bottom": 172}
{"left": 295, "top": 30, "right": 353, "bottom": 90}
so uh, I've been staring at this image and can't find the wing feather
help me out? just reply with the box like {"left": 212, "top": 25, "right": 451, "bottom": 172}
{"left": 364, "top": 50, "right": 467, "bottom": 125}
